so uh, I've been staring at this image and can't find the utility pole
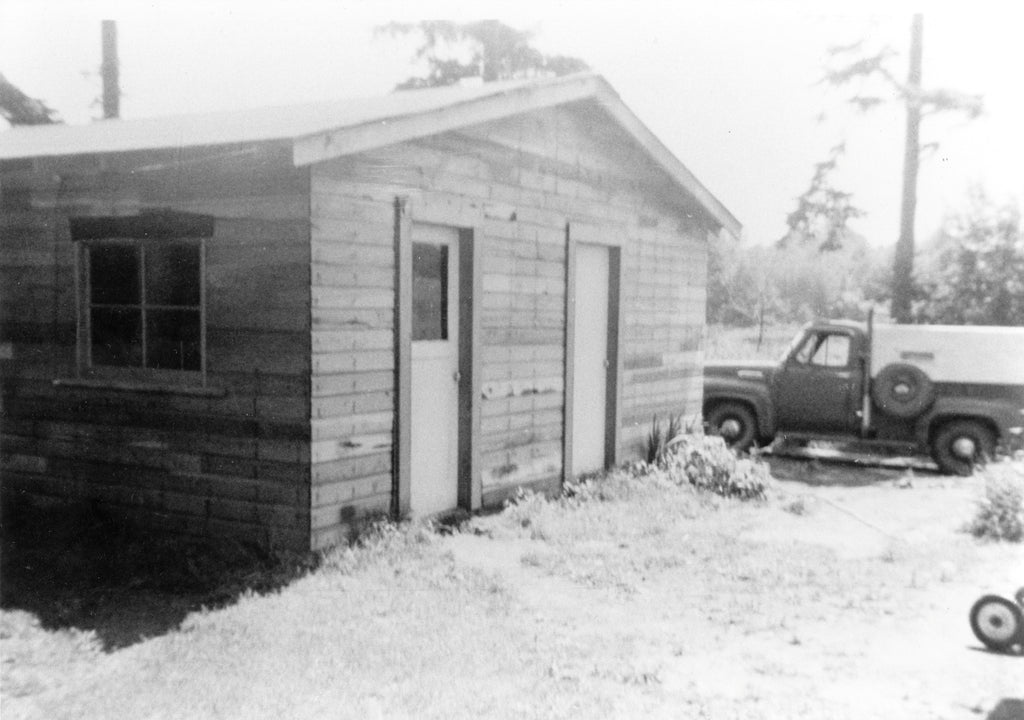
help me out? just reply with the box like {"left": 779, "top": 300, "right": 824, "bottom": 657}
{"left": 101, "top": 20, "right": 120, "bottom": 119}
{"left": 891, "top": 13, "right": 923, "bottom": 323}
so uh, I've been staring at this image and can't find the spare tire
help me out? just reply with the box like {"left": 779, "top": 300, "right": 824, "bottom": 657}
{"left": 871, "top": 362, "right": 935, "bottom": 419}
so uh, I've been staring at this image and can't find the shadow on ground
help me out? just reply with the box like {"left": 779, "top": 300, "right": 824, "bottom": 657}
{"left": 764, "top": 443, "right": 944, "bottom": 487}
{"left": 988, "top": 699, "right": 1024, "bottom": 720}
{"left": 0, "top": 501, "right": 313, "bottom": 650}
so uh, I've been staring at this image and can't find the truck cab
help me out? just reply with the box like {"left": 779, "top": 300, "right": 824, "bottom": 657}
{"left": 703, "top": 320, "right": 1024, "bottom": 475}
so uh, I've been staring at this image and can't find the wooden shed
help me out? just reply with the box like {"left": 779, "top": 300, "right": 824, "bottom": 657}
{"left": 0, "top": 73, "right": 740, "bottom": 550}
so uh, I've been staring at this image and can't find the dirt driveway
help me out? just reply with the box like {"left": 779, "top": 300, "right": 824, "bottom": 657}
{"left": 447, "top": 457, "right": 1024, "bottom": 720}
{"left": 2, "top": 454, "right": 1021, "bottom": 720}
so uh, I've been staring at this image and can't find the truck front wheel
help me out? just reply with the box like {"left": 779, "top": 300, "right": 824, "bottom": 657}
{"left": 706, "top": 402, "right": 757, "bottom": 452}
{"left": 931, "top": 420, "right": 996, "bottom": 476}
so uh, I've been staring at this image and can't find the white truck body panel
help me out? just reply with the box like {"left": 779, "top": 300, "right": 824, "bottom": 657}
{"left": 872, "top": 324, "right": 1024, "bottom": 385}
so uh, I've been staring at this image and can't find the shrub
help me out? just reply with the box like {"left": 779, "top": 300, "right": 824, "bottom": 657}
{"left": 964, "top": 459, "right": 1024, "bottom": 542}
{"left": 659, "top": 434, "right": 772, "bottom": 501}
{"left": 645, "top": 414, "right": 683, "bottom": 465}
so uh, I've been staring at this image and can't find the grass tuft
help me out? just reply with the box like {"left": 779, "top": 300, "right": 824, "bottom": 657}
{"left": 319, "top": 517, "right": 438, "bottom": 574}
{"left": 963, "top": 458, "right": 1024, "bottom": 542}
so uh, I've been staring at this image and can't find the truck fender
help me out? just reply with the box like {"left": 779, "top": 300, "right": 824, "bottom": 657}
{"left": 916, "top": 397, "right": 1011, "bottom": 447}
{"left": 703, "top": 388, "right": 777, "bottom": 439}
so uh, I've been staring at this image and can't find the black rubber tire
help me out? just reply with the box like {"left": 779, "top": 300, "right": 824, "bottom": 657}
{"left": 705, "top": 402, "right": 757, "bottom": 452}
{"left": 969, "top": 594, "right": 1024, "bottom": 652}
{"left": 871, "top": 363, "right": 935, "bottom": 419}
{"left": 930, "top": 420, "right": 996, "bottom": 476}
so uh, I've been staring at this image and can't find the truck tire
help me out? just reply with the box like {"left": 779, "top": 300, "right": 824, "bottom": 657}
{"left": 930, "top": 420, "right": 995, "bottom": 476}
{"left": 871, "top": 363, "right": 935, "bottom": 419}
{"left": 706, "top": 402, "right": 757, "bottom": 452}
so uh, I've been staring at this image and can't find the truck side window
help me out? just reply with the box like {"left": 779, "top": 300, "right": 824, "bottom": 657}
{"left": 810, "top": 334, "right": 851, "bottom": 367}
{"left": 792, "top": 332, "right": 851, "bottom": 368}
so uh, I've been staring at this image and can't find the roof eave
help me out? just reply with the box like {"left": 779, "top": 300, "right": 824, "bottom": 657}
{"left": 590, "top": 80, "right": 741, "bottom": 238}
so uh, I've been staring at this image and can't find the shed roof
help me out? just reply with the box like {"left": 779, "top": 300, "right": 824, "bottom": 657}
{"left": 0, "top": 73, "right": 740, "bottom": 235}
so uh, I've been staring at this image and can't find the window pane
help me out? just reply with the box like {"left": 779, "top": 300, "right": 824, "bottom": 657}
{"left": 90, "top": 245, "right": 140, "bottom": 305}
{"left": 147, "top": 309, "right": 201, "bottom": 370}
{"left": 412, "top": 242, "right": 448, "bottom": 341}
{"left": 146, "top": 242, "right": 200, "bottom": 306}
{"left": 91, "top": 307, "right": 142, "bottom": 366}
{"left": 811, "top": 334, "right": 851, "bottom": 367}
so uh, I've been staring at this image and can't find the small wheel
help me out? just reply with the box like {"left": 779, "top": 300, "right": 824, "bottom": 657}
{"left": 930, "top": 420, "right": 996, "bottom": 476}
{"left": 872, "top": 363, "right": 935, "bottom": 419}
{"left": 705, "top": 402, "right": 757, "bottom": 452}
{"left": 969, "top": 595, "right": 1023, "bottom": 652}
{"left": 1016, "top": 586, "right": 1024, "bottom": 608}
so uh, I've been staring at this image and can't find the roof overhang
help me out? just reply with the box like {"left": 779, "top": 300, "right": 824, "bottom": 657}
{"left": 0, "top": 72, "right": 740, "bottom": 237}
{"left": 291, "top": 74, "right": 740, "bottom": 237}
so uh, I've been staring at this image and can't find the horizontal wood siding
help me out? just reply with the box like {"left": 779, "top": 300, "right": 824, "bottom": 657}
{"left": 308, "top": 98, "right": 710, "bottom": 517}
{"left": 307, "top": 168, "right": 395, "bottom": 549}
{"left": 0, "top": 145, "right": 312, "bottom": 549}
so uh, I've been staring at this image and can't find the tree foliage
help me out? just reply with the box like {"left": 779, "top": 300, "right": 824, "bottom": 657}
{"left": 0, "top": 73, "right": 58, "bottom": 125}
{"left": 708, "top": 233, "right": 889, "bottom": 326}
{"left": 822, "top": 40, "right": 982, "bottom": 120}
{"left": 785, "top": 15, "right": 981, "bottom": 323}
{"left": 376, "top": 20, "right": 589, "bottom": 90}
{"left": 914, "top": 191, "right": 1024, "bottom": 326}
{"left": 779, "top": 142, "right": 865, "bottom": 251}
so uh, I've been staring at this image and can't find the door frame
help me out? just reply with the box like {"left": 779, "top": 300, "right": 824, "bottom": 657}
{"left": 393, "top": 197, "right": 482, "bottom": 517}
{"left": 562, "top": 225, "right": 624, "bottom": 481}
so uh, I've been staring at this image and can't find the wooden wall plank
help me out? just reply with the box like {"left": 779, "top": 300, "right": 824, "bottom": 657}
{"left": 1, "top": 150, "right": 313, "bottom": 550}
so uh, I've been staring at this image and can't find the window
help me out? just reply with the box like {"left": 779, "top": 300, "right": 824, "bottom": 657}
{"left": 412, "top": 242, "right": 448, "bottom": 341}
{"left": 88, "top": 240, "right": 202, "bottom": 370}
{"left": 72, "top": 213, "right": 211, "bottom": 381}
{"left": 793, "top": 332, "right": 852, "bottom": 368}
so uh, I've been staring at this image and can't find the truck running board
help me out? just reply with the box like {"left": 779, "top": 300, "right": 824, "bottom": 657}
{"left": 775, "top": 433, "right": 920, "bottom": 455}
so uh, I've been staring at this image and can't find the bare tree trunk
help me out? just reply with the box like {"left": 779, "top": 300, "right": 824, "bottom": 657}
{"left": 892, "top": 13, "right": 923, "bottom": 323}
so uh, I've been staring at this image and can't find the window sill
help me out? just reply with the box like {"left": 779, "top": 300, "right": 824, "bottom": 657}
{"left": 53, "top": 378, "right": 226, "bottom": 397}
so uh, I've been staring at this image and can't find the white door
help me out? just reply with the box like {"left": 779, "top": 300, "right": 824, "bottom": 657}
{"left": 572, "top": 243, "right": 610, "bottom": 475}
{"left": 410, "top": 224, "right": 460, "bottom": 517}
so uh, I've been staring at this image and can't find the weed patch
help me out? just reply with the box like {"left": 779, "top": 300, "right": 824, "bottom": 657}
{"left": 963, "top": 458, "right": 1024, "bottom": 542}
{"left": 319, "top": 518, "right": 438, "bottom": 574}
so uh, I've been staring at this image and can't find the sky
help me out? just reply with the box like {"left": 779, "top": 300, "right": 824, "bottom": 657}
{"left": 1, "top": 0, "right": 1022, "bottom": 248}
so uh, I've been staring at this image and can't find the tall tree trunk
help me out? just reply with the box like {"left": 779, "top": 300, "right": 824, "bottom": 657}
{"left": 892, "top": 13, "right": 923, "bottom": 323}
{"left": 101, "top": 20, "right": 120, "bottom": 119}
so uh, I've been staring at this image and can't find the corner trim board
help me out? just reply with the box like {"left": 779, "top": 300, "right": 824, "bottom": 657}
{"left": 392, "top": 196, "right": 413, "bottom": 517}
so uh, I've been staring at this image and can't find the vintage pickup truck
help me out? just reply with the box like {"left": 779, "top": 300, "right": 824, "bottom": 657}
{"left": 703, "top": 319, "right": 1024, "bottom": 475}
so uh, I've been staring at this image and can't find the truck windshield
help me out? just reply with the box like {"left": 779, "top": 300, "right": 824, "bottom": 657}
{"left": 780, "top": 329, "right": 808, "bottom": 364}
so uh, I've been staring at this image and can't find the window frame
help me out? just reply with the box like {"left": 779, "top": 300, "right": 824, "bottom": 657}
{"left": 75, "top": 235, "right": 208, "bottom": 387}
{"left": 790, "top": 330, "right": 854, "bottom": 369}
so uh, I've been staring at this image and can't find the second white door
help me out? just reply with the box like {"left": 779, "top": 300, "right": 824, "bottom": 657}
{"left": 572, "top": 243, "right": 610, "bottom": 475}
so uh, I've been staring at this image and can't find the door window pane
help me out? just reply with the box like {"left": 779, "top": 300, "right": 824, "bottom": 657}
{"left": 412, "top": 242, "right": 448, "bottom": 341}
{"left": 91, "top": 307, "right": 142, "bottom": 366}
{"left": 90, "top": 245, "right": 140, "bottom": 304}
{"left": 146, "top": 242, "right": 200, "bottom": 306}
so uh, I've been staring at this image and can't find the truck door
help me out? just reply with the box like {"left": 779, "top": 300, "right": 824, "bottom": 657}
{"left": 774, "top": 330, "right": 861, "bottom": 432}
